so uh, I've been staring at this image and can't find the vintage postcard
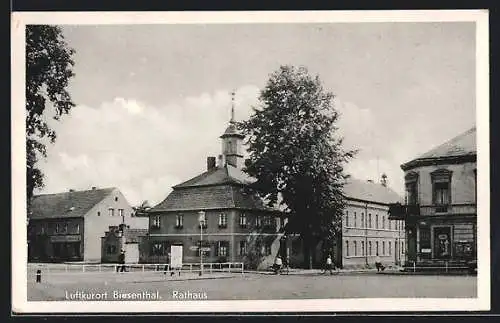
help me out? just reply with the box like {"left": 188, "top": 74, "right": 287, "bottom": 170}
{"left": 11, "top": 10, "right": 490, "bottom": 313}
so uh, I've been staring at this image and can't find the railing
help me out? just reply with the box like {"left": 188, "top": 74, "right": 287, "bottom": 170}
{"left": 403, "top": 260, "right": 475, "bottom": 273}
{"left": 27, "top": 262, "right": 245, "bottom": 275}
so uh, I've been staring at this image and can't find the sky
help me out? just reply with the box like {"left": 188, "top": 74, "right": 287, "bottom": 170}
{"left": 35, "top": 22, "right": 476, "bottom": 206}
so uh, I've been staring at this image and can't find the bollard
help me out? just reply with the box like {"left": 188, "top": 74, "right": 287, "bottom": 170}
{"left": 36, "top": 269, "right": 41, "bottom": 283}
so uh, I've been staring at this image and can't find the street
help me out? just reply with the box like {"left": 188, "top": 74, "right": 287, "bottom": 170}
{"left": 27, "top": 271, "right": 477, "bottom": 301}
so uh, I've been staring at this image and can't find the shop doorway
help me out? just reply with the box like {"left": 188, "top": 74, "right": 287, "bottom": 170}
{"left": 433, "top": 226, "right": 452, "bottom": 259}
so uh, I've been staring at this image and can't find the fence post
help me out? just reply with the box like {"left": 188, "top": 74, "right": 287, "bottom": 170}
{"left": 99, "top": 264, "right": 102, "bottom": 272}
{"left": 65, "top": 264, "right": 68, "bottom": 273}
{"left": 210, "top": 263, "right": 212, "bottom": 273}
{"left": 446, "top": 261, "right": 448, "bottom": 273}
{"left": 229, "top": 263, "right": 231, "bottom": 273}
{"left": 190, "top": 264, "right": 192, "bottom": 272}
{"left": 142, "top": 265, "right": 145, "bottom": 273}
{"left": 413, "top": 261, "right": 416, "bottom": 273}
{"left": 241, "top": 263, "right": 244, "bottom": 275}
{"left": 83, "top": 265, "right": 85, "bottom": 273}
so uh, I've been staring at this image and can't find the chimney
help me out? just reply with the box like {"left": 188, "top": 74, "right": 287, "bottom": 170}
{"left": 367, "top": 180, "right": 374, "bottom": 183}
{"left": 207, "top": 156, "right": 216, "bottom": 171}
{"left": 92, "top": 186, "right": 97, "bottom": 190}
{"left": 380, "top": 173, "right": 388, "bottom": 187}
{"left": 69, "top": 189, "right": 75, "bottom": 192}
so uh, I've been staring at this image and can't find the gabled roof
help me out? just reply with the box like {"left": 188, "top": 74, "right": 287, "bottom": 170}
{"left": 343, "top": 178, "right": 403, "bottom": 205}
{"left": 151, "top": 165, "right": 276, "bottom": 212}
{"left": 401, "top": 127, "right": 476, "bottom": 170}
{"left": 30, "top": 187, "right": 115, "bottom": 219}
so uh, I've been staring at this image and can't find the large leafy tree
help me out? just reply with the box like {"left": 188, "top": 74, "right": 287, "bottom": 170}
{"left": 26, "top": 25, "right": 75, "bottom": 207}
{"left": 239, "top": 65, "right": 356, "bottom": 268}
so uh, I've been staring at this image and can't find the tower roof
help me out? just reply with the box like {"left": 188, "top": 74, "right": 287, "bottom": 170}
{"left": 220, "top": 123, "right": 245, "bottom": 139}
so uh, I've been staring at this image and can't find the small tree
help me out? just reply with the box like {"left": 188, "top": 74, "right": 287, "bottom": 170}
{"left": 26, "top": 25, "right": 76, "bottom": 208}
{"left": 239, "top": 65, "right": 356, "bottom": 268}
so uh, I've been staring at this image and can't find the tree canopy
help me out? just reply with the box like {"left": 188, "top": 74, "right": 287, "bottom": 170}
{"left": 239, "top": 65, "right": 356, "bottom": 267}
{"left": 26, "top": 25, "right": 75, "bottom": 205}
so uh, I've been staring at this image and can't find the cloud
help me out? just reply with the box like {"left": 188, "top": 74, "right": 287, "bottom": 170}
{"left": 37, "top": 85, "right": 260, "bottom": 206}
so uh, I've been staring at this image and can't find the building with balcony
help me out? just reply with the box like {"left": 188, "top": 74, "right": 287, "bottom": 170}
{"left": 144, "top": 106, "right": 282, "bottom": 270}
{"left": 28, "top": 187, "right": 148, "bottom": 263}
{"left": 389, "top": 127, "right": 477, "bottom": 267}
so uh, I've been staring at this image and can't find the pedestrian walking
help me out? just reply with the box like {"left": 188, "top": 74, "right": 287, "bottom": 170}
{"left": 375, "top": 253, "right": 385, "bottom": 272}
{"left": 323, "top": 254, "right": 335, "bottom": 275}
{"left": 272, "top": 255, "right": 283, "bottom": 274}
{"left": 117, "top": 249, "right": 126, "bottom": 272}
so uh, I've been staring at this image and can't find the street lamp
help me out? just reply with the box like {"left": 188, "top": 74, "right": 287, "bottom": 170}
{"left": 198, "top": 210, "right": 206, "bottom": 276}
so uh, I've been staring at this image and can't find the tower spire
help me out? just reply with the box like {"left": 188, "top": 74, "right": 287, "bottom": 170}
{"left": 230, "top": 90, "right": 236, "bottom": 123}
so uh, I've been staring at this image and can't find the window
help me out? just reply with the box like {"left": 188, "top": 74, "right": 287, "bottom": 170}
{"left": 388, "top": 220, "right": 391, "bottom": 230}
{"left": 63, "top": 223, "right": 68, "bottom": 233}
{"left": 109, "top": 208, "right": 115, "bottom": 216}
{"left": 389, "top": 241, "right": 392, "bottom": 255}
{"left": 256, "top": 216, "right": 262, "bottom": 228}
{"left": 264, "top": 216, "right": 272, "bottom": 227}
{"left": 353, "top": 213, "right": 357, "bottom": 228}
{"left": 376, "top": 241, "right": 379, "bottom": 255}
{"left": 218, "top": 213, "right": 227, "bottom": 228}
{"left": 345, "top": 240, "right": 349, "bottom": 257}
{"left": 40, "top": 224, "right": 45, "bottom": 234}
{"left": 107, "top": 245, "right": 117, "bottom": 254}
{"left": 382, "top": 241, "right": 385, "bottom": 255}
{"left": 118, "top": 209, "right": 124, "bottom": 218}
{"left": 431, "top": 169, "right": 452, "bottom": 210}
{"left": 368, "top": 214, "right": 372, "bottom": 228}
{"left": 97, "top": 211, "right": 101, "bottom": 216}
{"left": 115, "top": 197, "right": 118, "bottom": 202}
{"left": 239, "top": 213, "right": 247, "bottom": 228}
{"left": 369, "top": 241, "right": 372, "bottom": 256}
{"left": 75, "top": 224, "right": 80, "bottom": 234}
{"left": 55, "top": 223, "right": 60, "bottom": 234}
{"left": 152, "top": 216, "right": 161, "bottom": 228}
{"left": 361, "top": 213, "right": 365, "bottom": 228}
{"left": 217, "top": 241, "right": 229, "bottom": 257}
{"left": 151, "top": 242, "right": 166, "bottom": 256}
{"left": 405, "top": 171, "right": 419, "bottom": 205}
{"left": 345, "top": 211, "right": 349, "bottom": 227}
{"left": 401, "top": 241, "right": 404, "bottom": 254}
{"left": 382, "top": 216, "right": 385, "bottom": 229}
{"left": 375, "top": 214, "right": 379, "bottom": 229}
{"left": 176, "top": 214, "right": 183, "bottom": 228}
{"left": 361, "top": 241, "right": 365, "bottom": 256}
{"left": 239, "top": 240, "right": 247, "bottom": 256}
{"left": 354, "top": 241, "right": 357, "bottom": 256}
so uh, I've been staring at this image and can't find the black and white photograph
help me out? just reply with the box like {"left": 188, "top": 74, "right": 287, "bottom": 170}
{"left": 11, "top": 10, "right": 490, "bottom": 313}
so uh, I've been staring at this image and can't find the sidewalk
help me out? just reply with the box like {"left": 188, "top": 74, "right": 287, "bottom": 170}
{"left": 244, "top": 267, "right": 403, "bottom": 275}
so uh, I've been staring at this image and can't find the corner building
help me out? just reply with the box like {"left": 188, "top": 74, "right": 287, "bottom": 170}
{"left": 389, "top": 127, "right": 477, "bottom": 267}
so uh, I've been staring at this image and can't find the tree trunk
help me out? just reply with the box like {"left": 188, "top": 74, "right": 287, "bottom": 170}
{"left": 302, "top": 234, "right": 314, "bottom": 269}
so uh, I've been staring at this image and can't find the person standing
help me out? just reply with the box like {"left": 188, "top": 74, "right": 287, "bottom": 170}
{"left": 118, "top": 249, "right": 126, "bottom": 272}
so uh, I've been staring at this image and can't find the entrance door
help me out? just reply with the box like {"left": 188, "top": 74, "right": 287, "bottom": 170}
{"left": 433, "top": 226, "right": 452, "bottom": 259}
{"left": 170, "top": 245, "right": 183, "bottom": 269}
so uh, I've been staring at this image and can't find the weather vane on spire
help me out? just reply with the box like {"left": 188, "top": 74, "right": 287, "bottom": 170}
{"left": 230, "top": 90, "right": 236, "bottom": 123}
